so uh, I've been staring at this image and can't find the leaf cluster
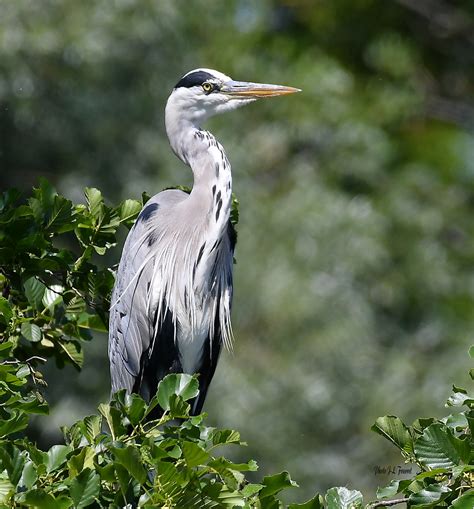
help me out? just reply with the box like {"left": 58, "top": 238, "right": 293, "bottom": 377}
{"left": 0, "top": 371, "right": 323, "bottom": 508}
{"left": 370, "top": 350, "right": 474, "bottom": 508}
{"left": 1, "top": 182, "right": 474, "bottom": 508}
{"left": 0, "top": 178, "right": 143, "bottom": 370}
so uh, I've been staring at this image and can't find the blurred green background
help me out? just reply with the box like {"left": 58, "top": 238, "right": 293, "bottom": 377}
{"left": 1, "top": 0, "right": 474, "bottom": 502}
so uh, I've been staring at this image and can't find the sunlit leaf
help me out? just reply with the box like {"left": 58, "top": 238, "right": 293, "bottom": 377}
{"left": 0, "top": 412, "right": 29, "bottom": 438}
{"left": 19, "top": 461, "right": 37, "bottom": 490}
{"left": 325, "top": 487, "right": 363, "bottom": 509}
{"left": 371, "top": 415, "right": 414, "bottom": 456}
{"left": 21, "top": 322, "right": 42, "bottom": 342}
{"left": 23, "top": 277, "right": 46, "bottom": 310}
{"left": 68, "top": 447, "right": 95, "bottom": 479}
{"left": 85, "top": 187, "right": 103, "bottom": 218}
{"left": 119, "top": 199, "right": 142, "bottom": 228}
{"left": 124, "top": 393, "right": 146, "bottom": 426}
{"left": 414, "top": 423, "right": 468, "bottom": 469}
{"left": 259, "top": 471, "right": 298, "bottom": 499}
{"left": 42, "top": 285, "right": 63, "bottom": 309}
{"left": 154, "top": 373, "right": 199, "bottom": 413}
{"left": 59, "top": 341, "right": 83, "bottom": 369}
{"left": 408, "top": 484, "right": 450, "bottom": 507}
{"left": 0, "top": 477, "right": 13, "bottom": 505}
{"left": 46, "top": 444, "right": 72, "bottom": 473}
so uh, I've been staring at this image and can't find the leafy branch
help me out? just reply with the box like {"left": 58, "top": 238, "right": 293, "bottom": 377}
{"left": 1, "top": 181, "right": 473, "bottom": 508}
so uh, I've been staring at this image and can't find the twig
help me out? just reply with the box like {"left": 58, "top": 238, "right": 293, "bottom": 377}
{"left": 367, "top": 498, "right": 409, "bottom": 508}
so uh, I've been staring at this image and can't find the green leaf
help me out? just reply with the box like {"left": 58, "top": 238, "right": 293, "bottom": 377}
{"left": 0, "top": 412, "right": 29, "bottom": 438}
{"left": 23, "top": 277, "right": 46, "bottom": 310}
{"left": 230, "top": 193, "right": 239, "bottom": 227}
{"left": 85, "top": 187, "right": 103, "bottom": 218}
{"left": 376, "top": 481, "right": 399, "bottom": 500}
{"left": 119, "top": 199, "right": 142, "bottom": 227}
{"left": 0, "top": 475, "right": 13, "bottom": 504}
{"left": 413, "top": 417, "right": 436, "bottom": 434}
{"left": 24, "top": 490, "right": 72, "bottom": 509}
{"left": 371, "top": 415, "right": 414, "bottom": 455}
{"left": 153, "top": 373, "right": 199, "bottom": 413}
{"left": 124, "top": 392, "right": 146, "bottom": 426}
{"left": 98, "top": 402, "right": 126, "bottom": 439}
{"left": 68, "top": 447, "right": 95, "bottom": 478}
{"left": 182, "top": 441, "right": 210, "bottom": 468}
{"left": 377, "top": 479, "right": 412, "bottom": 499}
{"left": 208, "top": 457, "right": 258, "bottom": 473}
{"left": 289, "top": 494, "right": 325, "bottom": 509}
{"left": 241, "top": 483, "right": 264, "bottom": 498}
{"left": 46, "top": 195, "right": 74, "bottom": 232}
{"left": 0, "top": 297, "right": 12, "bottom": 324}
{"left": 46, "top": 444, "right": 71, "bottom": 473}
{"left": 59, "top": 341, "right": 83, "bottom": 369}
{"left": 408, "top": 484, "right": 450, "bottom": 507}
{"left": 260, "top": 471, "right": 298, "bottom": 499}
{"left": 168, "top": 393, "right": 191, "bottom": 417}
{"left": 215, "top": 485, "right": 246, "bottom": 507}
{"left": 21, "top": 322, "right": 42, "bottom": 342}
{"left": 82, "top": 414, "right": 102, "bottom": 442}
{"left": 70, "top": 468, "right": 100, "bottom": 509}
{"left": 42, "top": 285, "right": 63, "bottom": 309}
{"left": 451, "top": 489, "right": 474, "bottom": 508}
{"left": 447, "top": 386, "right": 474, "bottom": 407}
{"left": 37, "top": 177, "right": 56, "bottom": 209}
{"left": 444, "top": 412, "right": 468, "bottom": 430}
{"left": 19, "top": 461, "right": 37, "bottom": 490}
{"left": 112, "top": 445, "right": 147, "bottom": 484}
{"left": 77, "top": 312, "right": 107, "bottom": 332}
{"left": 0, "top": 444, "right": 24, "bottom": 486}
{"left": 23, "top": 490, "right": 56, "bottom": 509}
{"left": 325, "top": 487, "right": 363, "bottom": 509}
{"left": 414, "top": 422, "right": 469, "bottom": 469}
{"left": 0, "top": 341, "right": 13, "bottom": 358}
{"left": 208, "top": 428, "right": 242, "bottom": 447}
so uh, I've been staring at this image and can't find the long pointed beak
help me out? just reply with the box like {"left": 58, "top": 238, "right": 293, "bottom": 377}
{"left": 221, "top": 80, "right": 301, "bottom": 98}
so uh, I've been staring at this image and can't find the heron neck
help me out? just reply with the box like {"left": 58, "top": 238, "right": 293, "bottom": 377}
{"left": 167, "top": 118, "right": 233, "bottom": 233}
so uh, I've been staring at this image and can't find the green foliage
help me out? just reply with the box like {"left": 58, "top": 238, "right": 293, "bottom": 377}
{"left": 0, "top": 182, "right": 320, "bottom": 507}
{"left": 372, "top": 354, "right": 474, "bottom": 508}
{"left": 0, "top": 179, "right": 142, "bottom": 371}
{"left": 1, "top": 182, "right": 474, "bottom": 507}
{"left": 1, "top": 0, "right": 474, "bottom": 497}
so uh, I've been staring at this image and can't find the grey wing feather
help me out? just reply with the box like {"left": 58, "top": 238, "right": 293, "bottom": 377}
{"left": 108, "top": 190, "right": 187, "bottom": 395}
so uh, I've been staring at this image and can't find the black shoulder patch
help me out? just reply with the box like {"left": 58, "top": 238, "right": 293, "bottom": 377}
{"left": 138, "top": 203, "right": 159, "bottom": 222}
{"left": 175, "top": 71, "right": 215, "bottom": 89}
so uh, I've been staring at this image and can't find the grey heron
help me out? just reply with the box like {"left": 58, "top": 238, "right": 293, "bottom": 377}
{"left": 108, "top": 68, "right": 299, "bottom": 415}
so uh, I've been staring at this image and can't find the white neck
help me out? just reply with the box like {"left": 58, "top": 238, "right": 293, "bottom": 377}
{"left": 165, "top": 105, "right": 233, "bottom": 237}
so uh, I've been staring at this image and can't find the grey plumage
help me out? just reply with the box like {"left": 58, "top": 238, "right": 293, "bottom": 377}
{"left": 108, "top": 68, "right": 299, "bottom": 415}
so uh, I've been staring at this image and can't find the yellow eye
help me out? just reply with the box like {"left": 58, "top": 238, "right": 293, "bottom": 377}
{"left": 202, "top": 82, "right": 213, "bottom": 93}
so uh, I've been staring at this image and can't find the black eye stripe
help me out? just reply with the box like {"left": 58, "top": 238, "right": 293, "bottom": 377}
{"left": 174, "top": 71, "right": 215, "bottom": 89}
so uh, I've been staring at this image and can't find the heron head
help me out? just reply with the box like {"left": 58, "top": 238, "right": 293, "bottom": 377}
{"left": 166, "top": 68, "right": 300, "bottom": 124}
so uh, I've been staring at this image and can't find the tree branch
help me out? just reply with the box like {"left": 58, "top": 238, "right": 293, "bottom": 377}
{"left": 367, "top": 498, "right": 409, "bottom": 508}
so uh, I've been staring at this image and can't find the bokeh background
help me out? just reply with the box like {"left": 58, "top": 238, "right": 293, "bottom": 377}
{"left": 1, "top": 0, "right": 474, "bottom": 502}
